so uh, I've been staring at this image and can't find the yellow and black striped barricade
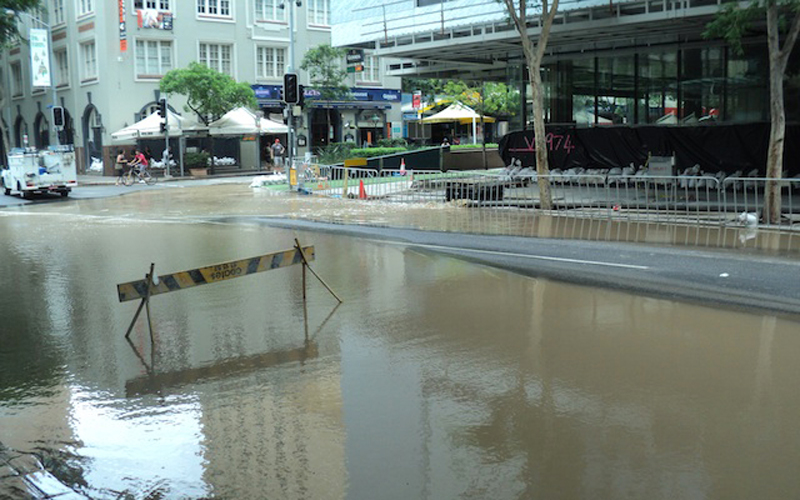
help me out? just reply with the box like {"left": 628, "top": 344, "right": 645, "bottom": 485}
{"left": 118, "top": 245, "right": 317, "bottom": 339}
{"left": 117, "top": 246, "right": 314, "bottom": 303}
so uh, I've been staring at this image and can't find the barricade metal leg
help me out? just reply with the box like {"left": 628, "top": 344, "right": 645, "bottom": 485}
{"left": 294, "top": 238, "right": 343, "bottom": 303}
{"left": 125, "top": 263, "right": 156, "bottom": 343}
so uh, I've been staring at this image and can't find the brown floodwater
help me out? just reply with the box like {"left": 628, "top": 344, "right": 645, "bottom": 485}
{"left": 1, "top": 185, "right": 799, "bottom": 499}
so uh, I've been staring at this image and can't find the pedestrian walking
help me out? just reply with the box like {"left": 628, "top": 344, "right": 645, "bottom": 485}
{"left": 114, "top": 149, "right": 128, "bottom": 185}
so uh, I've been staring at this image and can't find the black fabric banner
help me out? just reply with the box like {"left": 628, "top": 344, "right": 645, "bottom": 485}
{"left": 498, "top": 123, "right": 799, "bottom": 176}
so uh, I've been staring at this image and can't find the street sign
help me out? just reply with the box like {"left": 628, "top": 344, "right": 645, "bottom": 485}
{"left": 346, "top": 49, "right": 364, "bottom": 65}
{"left": 412, "top": 91, "right": 422, "bottom": 110}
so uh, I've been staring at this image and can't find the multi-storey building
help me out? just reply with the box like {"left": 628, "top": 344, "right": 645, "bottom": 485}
{"left": 1, "top": 0, "right": 403, "bottom": 173}
{"left": 332, "top": 0, "right": 800, "bottom": 171}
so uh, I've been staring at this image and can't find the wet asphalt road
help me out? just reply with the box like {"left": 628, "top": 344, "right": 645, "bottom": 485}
{"left": 246, "top": 218, "right": 800, "bottom": 316}
{"left": 3, "top": 177, "right": 798, "bottom": 316}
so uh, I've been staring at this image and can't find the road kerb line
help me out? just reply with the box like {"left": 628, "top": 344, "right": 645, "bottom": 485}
{"left": 374, "top": 240, "right": 650, "bottom": 270}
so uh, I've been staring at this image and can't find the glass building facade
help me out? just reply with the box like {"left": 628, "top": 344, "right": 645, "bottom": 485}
{"left": 508, "top": 41, "right": 800, "bottom": 130}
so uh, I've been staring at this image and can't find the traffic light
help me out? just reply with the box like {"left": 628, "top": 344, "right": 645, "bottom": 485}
{"left": 52, "top": 106, "right": 65, "bottom": 128}
{"left": 283, "top": 73, "right": 299, "bottom": 104}
{"left": 298, "top": 85, "right": 305, "bottom": 107}
{"left": 157, "top": 98, "right": 167, "bottom": 118}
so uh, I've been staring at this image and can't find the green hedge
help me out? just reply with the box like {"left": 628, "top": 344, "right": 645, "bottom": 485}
{"left": 314, "top": 142, "right": 499, "bottom": 165}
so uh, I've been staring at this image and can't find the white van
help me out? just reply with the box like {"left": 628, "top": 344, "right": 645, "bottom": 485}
{"left": 2, "top": 146, "right": 78, "bottom": 198}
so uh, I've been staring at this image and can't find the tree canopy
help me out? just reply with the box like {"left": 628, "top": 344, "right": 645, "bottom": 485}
{"left": 0, "top": 0, "right": 41, "bottom": 46}
{"left": 300, "top": 44, "right": 349, "bottom": 101}
{"left": 441, "top": 80, "right": 519, "bottom": 117}
{"left": 159, "top": 62, "right": 256, "bottom": 125}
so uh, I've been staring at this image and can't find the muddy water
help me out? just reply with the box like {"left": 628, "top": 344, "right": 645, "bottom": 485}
{"left": 1, "top": 186, "right": 799, "bottom": 499}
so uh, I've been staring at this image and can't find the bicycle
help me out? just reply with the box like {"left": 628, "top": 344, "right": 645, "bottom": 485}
{"left": 122, "top": 165, "right": 157, "bottom": 186}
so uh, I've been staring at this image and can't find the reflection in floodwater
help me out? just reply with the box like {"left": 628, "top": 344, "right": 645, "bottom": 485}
{"left": 1, "top": 188, "right": 799, "bottom": 498}
{"left": 125, "top": 339, "right": 319, "bottom": 397}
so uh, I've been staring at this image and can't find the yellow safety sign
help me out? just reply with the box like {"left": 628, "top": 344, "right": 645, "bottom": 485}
{"left": 117, "top": 246, "right": 314, "bottom": 302}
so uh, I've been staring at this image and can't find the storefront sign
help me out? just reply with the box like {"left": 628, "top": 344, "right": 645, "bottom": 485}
{"left": 252, "top": 85, "right": 400, "bottom": 105}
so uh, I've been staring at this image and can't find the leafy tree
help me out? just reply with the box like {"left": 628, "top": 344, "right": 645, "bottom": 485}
{"left": 0, "top": 0, "right": 40, "bottom": 46}
{"left": 159, "top": 62, "right": 256, "bottom": 126}
{"left": 440, "top": 80, "right": 519, "bottom": 167}
{"left": 300, "top": 44, "right": 349, "bottom": 149}
{"left": 159, "top": 62, "right": 256, "bottom": 171}
{"left": 403, "top": 78, "right": 444, "bottom": 108}
{"left": 500, "top": 0, "right": 559, "bottom": 209}
{"left": 300, "top": 44, "right": 349, "bottom": 100}
{"left": 441, "top": 80, "right": 519, "bottom": 117}
{"left": 705, "top": 1, "right": 800, "bottom": 224}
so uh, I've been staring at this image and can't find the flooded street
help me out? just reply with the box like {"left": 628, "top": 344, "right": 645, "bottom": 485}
{"left": 2, "top": 184, "right": 800, "bottom": 499}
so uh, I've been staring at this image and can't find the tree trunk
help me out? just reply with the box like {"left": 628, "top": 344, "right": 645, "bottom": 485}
{"left": 509, "top": 0, "right": 559, "bottom": 211}
{"left": 530, "top": 64, "right": 552, "bottom": 209}
{"left": 764, "top": 3, "right": 786, "bottom": 224}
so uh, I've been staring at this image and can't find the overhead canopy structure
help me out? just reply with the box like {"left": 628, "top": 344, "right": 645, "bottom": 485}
{"left": 110, "top": 110, "right": 203, "bottom": 141}
{"left": 208, "top": 107, "right": 288, "bottom": 136}
{"left": 419, "top": 102, "right": 496, "bottom": 125}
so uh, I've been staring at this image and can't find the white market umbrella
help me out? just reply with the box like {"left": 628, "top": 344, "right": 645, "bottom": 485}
{"left": 111, "top": 110, "right": 204, "bottom": 141}
{"left": 208, "top": 107, "right": 288, "bottom": 136}
{"left": 419, "top": 102, "right": 496, "bottom": 144}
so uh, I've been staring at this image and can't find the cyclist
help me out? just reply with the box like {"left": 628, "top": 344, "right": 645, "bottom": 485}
{"left": 129, "top": 148, "right": 149, "bottom": 182}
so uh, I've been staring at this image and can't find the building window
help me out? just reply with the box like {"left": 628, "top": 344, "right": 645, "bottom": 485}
{"left": 197, "top": 0, "right": 231, "bottom": 17}
{"left": 80, "top": 41, "right": 97, "bottom": 82}
{"left": 53, "top": 0, "right": 65, "bottom": 25}
{"left": 256, "top": 47, "right": 286, "bottom": 79}
{"left": 199, "top": 43, "right": 232, "bottom": 75}
{"left": 135, "top": 39, "right": 173, "bottom": 77}
{"left": 307, "top": 0, "right": 329, "bottom": 25}
{"left": 11, "top": 62, "right": 23, "bottom": 97}
{"left": 54, "top": 49, "right": 69, "bottom": 87}
{"left": 357, "top": 55, "right": 380, "bottom": 83}
{"left": 135, "top": 0, "right": 171, "bottom": 8}
{"left": 255, "top": 0, "right": 284, "bottom": 22}
{"left": 77, "top": 0, "right": 94, "bottom": 17}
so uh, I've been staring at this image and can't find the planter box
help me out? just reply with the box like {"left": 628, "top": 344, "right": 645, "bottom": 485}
{"left": 443, "top": 148, "right": 504, "bottom": 171}
{"left": 189, "top": 168, "right": 208, "bottom": 177}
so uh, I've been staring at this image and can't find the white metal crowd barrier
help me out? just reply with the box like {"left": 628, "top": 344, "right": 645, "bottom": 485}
{"left": 294, "top": 164, "right": 800, "bottom": 231}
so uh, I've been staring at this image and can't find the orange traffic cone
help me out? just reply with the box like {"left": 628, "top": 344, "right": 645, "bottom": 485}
{"left": 400, "top": 158, "right": 407, "bottom": 175}
{"left": 359, "top": 179, "right": 367, "bottom": 200}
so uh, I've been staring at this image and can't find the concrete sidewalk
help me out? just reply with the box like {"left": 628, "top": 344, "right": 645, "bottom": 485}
{"left": 77, "top": 169, "right": 267, "bottom": 186}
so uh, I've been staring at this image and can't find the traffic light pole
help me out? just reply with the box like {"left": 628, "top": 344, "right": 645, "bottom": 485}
{"left": 287, "top": 1, "right": 296, "bottom": 177}
{"left": 163, "top": 99, "right": 170, "bottom": 178}
{"left": 158, "top": 98, "right": 170, "bottom": 177}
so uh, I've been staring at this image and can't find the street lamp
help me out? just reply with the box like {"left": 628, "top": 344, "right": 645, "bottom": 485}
{"left": 5, "top": 8, "right": 60, "bottom": 146}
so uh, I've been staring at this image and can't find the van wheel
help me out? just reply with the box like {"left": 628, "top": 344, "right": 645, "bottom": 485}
{"left": 2, "top": 179, "right": 9, "bottom": 196}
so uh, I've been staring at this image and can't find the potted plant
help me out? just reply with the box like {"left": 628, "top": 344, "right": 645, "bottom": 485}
{"left": 185, "top": 151, "right": 210, "bottom": 177}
